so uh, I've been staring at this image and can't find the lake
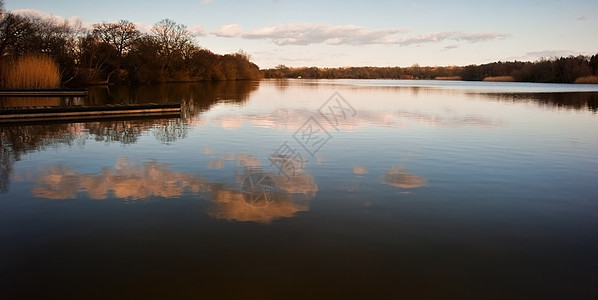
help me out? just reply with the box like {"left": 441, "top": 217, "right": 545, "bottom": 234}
{"left": 1, "top": 79, "right": 597, "bottom": 298}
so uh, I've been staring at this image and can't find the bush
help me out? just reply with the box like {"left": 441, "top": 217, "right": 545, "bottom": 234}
{"left": 0, "top": 54, "right": 61, "bottom": 89}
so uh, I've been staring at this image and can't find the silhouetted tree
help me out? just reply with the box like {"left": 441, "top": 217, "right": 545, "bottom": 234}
{"left": 77, "top": 33, "right": 120, "bottom": 83}
{"left": 92, "top": 20, "right": 139, "bottom": 57}
{"left": 589, "top": 53, "right": 598, "bottom": 75}
{"left": 126, "top": 35, "right": 163, "bottom": 83}
{"left": 1, "top": 6, "right": 262, "bottom": 86}
{"left": 0, "top": 13, "right": 34, "bottom": 57}
{"left": 85, "top": 20, "right": 140, "bottom": 83}
{"left": 263, "top": 55, "right": 596, "bottom": 83}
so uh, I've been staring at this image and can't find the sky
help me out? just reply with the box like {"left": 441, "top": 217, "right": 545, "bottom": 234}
{"left": 5, "top": 0, "right": 598, "bottom": 69}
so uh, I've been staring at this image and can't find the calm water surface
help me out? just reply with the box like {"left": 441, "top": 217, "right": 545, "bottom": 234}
{"left": 1, "top": 80, "right": 597, "bottom": 298}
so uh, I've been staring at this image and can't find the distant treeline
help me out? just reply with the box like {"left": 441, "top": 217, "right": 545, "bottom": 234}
{"left": 263, "top": 54, "right": 598, "bottom": 84}
{"left": 0, "top": 2, "right": 261, "bottom": 87}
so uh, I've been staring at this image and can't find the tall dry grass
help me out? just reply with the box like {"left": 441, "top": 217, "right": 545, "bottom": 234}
{"left": 483, "top": 76, "right": 515, "bottom": 82}
{"left": 574, "top": 75, "right": 598, "bottom": 84}
{"left": 0, "top": 54, "right": 61, "bottom": 89}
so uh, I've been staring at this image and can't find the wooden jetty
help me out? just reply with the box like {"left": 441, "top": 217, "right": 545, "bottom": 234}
{"left": 0, "top": 89, "right": 88, "bottom": 97}
{"left": 0, "top": 103, "right": 181, "bottom": 123}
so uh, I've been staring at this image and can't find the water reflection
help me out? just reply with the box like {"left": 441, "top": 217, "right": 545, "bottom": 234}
{"left": 382, "top": 167, "right": 428, "bottom": 189}
{"left": 0, "top": 119, "right": 189, "bottom": 192}
{"left": 222, "top": 107, "right": 501, "bottom": 131}
{"left": 208, "top": 186, "right": 309, "bottom": 224}
{"left": 208, "top": 152, "right": 318, "bottom": 223}
{"left": 1, "top": 80, "right": 596, "bottom": 297}
{"left": 353, "top": 166, "right": 369, "bottom": 175}
{"left": 209, "top": 167, "right": 316, "bottom": 224}
{"left": 31, "top": 158, "right": 209, "bottom": 200}
{"left": 86, "top": 81, "right": 259, "bottom": 120}
{"left": 282, "top": 79, "right": 598, "bottom": 112}
{"left": 483, "top": 92, "right": 598, "bottom": 112}
{"left": 0, "top": 81, "right": 260, "bottom": 193}
{"left": 27, "top": 156, "right": 318, "bottom": 223}
{"left": 0, "top": 145, "right": 13, "bottom": 193}
{"left": 0, "top": 96, "right": 85, "bottom": 108}
{"left": 0, "top": 119, "right": 188, "bottom": 152}
{"left": 0, "top": 82, "right": 260, "bottom": 158}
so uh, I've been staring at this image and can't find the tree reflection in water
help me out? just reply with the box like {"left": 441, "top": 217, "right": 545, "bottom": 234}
{"left": 0, "top": 81, "right": 259, "bottom": 193}
{"left": 0, "top": 144, "right": 14, "bottom": 193}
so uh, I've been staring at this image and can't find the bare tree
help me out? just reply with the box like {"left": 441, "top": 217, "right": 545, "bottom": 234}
{"left": 151, "top": 19, "right": 195, "bottom": 78}
{"left": 92, "top": 20, "right": 140, "bottom": 57}
{"left": 151, "top": 18, "right": 192, "bottom": 57}
{"left": 77, "top": 33, "right": 119, "bottom": 83}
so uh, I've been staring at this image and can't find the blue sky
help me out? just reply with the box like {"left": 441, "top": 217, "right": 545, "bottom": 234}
{"left": 6, "top": 0, "right": 598, "bottom": 68}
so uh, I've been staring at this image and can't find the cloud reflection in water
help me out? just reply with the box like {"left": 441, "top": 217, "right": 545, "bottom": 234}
{"left": 29, "top": 157, "right": 425, "bottom": 223}
{"left": 382, "top": 167, "right": 428, "bottom": 189}
{"left": 30, "top": 156, "right": 318, "bottom": 224}
{"left": 32, "top": 158, "right": 209, "bottom": 200}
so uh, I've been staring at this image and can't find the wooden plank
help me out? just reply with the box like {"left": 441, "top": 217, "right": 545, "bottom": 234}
{"left": 0, "top": 89, "right": 88, "bottom": 96}
{"left": 0, "top": 103, "right": 181, "bottom": 123}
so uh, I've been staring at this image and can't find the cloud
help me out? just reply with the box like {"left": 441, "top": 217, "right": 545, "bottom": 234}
{"left": 219, "top": 22, "right": 508, "bottom": 47}
{"left": 396, "top": 31, "right": 508, "bottom": 46}
{"left": 13, "top": 8, "right": 88, "bottom": 29}
{"left": 396, "top": 31, "right": 454, "bottom": 45}
{"left": 577, "top": 16, "right": 586, "bottom": 21}
{"left": 202, "top": 0, "right": 213, "bottom": 3}
{"left": 525, "top": 50, "right": 573, "bottom": 58}
{"left": 457, "top": 32, "right": 510, "bottom": 43}
{"left": 12, "top": 8, "right": 157, "bottom": 35}
{"left": 11, "top": 8, "right": 206, "bottom": 37}
{"left": 133, "top": 22, "right": 154, "bottom": 34}
{"left": 212, "top": 24, "right": 243, "bottom": 37}
{"left": 13, "top": 8, "right": 62, "bottom": 21}
{"left": 242, "top": 23, "right": 408, "bottom": 46}
{"left": 444, "top": 44, "right": 459, "bottom": 50}
{"left": 188, "top": 25, "right": 207, "bottom": 36}
{"left": 277, "top": 53, "right": 324, "bottom": 63}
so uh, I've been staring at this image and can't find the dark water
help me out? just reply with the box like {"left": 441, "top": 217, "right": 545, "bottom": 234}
{"left": 1, "top": 80, "right": 597, "bottom": 299}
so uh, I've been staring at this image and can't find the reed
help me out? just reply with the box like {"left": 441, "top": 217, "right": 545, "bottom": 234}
{"left": 483, "top": 76, "right": 515, "bottom": 82}
{"left": 434, "top": 76, "right": 462, "bottom": 80}
{"left": 574, "top": 75, "right": 598, "bottom": 84}
{"left": 0, "top": 54, "right": 61, "bottom": 89}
